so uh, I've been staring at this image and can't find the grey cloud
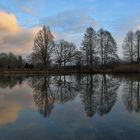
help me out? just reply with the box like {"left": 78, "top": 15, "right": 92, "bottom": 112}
{"left": 0, "top": 30, "right": 34, "bottom": 56}
{"left": 40, "top": 9, "right": 99, "bottom": 33}
{"left": 4, "top": 31, "right": 33, "bottom": 45}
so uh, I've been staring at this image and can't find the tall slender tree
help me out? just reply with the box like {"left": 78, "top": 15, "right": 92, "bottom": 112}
{"left": 33, "top": 25, "right": 55, "bottom": 68}
{"left": 97, "top": 28, "right": 104, "bottom": 65}
{"left": 81, "top": 27, "right": 97, "bottom": 70}
{"left": 123, "top": 30, "right": 135, "bottom": 62}
{"left": 97, "top": 29, "right": 118, "bottom": 65}
{"left": 135, "top": 30, "right": 140, "bottom": 62}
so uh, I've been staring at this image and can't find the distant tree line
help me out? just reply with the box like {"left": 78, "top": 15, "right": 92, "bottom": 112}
{"left": 0, "top": 52, "right": 34, "bottom": 69}
{"left": 0, "top": 52, "right": 24, "bottom": 69}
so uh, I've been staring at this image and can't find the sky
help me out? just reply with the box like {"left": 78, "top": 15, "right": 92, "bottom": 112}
{"left": 0, "top": 0, "right": 140, "bottom": 57}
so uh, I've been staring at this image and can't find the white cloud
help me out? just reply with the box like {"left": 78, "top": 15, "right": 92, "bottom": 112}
{"left": 0, "top": 11, "right": 41, "bottom": 56}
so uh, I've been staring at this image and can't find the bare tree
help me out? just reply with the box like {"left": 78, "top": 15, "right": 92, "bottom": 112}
{"left": 55, "top": 40, "right": 64, "bottom": 70}
{"left": 97, "top": 29, "right": 118, "bottom": 66}
{"left": 75, "top": 50, "right": 84, "bottom": 68}
{"left": 33, "top": 25, "right": 55, "bottom": 68}
{"left": 81, "top": 27, "right": 97, "bottom": 70}
{"left": 123, "top": 30, "right": 135, "bottom": 62}
{"left": 135, "top": 30, "right": 140, "bottom": 62}
{"left": 97, "top": 28, "right": 104, "bottom": 66}
{"left": 55, "top": 40, "right": 77, "bottom": 68}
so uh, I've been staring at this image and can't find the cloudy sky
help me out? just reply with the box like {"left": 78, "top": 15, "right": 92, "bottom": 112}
{"left": 0, "top": 0, "right": 140, "bottom": 57}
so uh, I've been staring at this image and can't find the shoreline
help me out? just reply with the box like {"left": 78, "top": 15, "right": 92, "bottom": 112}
{"left": 1, "top": 69, "right": 140, "bottom": 75}
{"left": 1, "top": 63, "right": 140, "bottom": 75}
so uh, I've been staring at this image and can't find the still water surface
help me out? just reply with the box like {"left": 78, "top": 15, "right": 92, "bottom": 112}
{"left": 0, "top": 74, "right": 140, "bottom": 140}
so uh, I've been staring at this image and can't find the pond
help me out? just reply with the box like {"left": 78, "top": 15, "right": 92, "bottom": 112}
{"left": 0, "top": 74, "right": 140, "bottom": 140}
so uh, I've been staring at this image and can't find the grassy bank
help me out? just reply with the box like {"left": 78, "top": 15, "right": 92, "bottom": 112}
{"left": 112, "top": 63, "right": 140, "bottom": 73}
{"left": 0, "top": 63, "right": 140, "bottom": 74}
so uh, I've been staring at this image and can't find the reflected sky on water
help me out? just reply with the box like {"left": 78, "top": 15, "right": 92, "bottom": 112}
{"left": 0, "top": 74, "right": 140, "bottom": 140}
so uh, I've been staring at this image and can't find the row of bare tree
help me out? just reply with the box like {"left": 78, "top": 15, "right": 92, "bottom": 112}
{"left": 1, "top": 26, "right": 140, "bottom": 70}
{"left": 29, "top": 25, "right": 119, "bottom": 70}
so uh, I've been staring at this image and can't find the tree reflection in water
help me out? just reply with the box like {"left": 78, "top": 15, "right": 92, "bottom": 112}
{"left": 28, "top": 76, "right": 55, "bottom": 117}
{"left": 28, "top": 74, "right": 120, "bottom": 118}
{"left": 123, "top": 80, "right": 140, "bottom": 112}
{"left": 29, "top": 75, "right": 79, "bottom": 117}
{"left": 2, "top": 74, "right": 140, "bottom": 118}
{"left": 80, "top": 74, "right": 120, "bottom": 117}
{"left": 80, "top": 75, "right": 98, "bottom": 117}
{"left": 0, "top": 76, "right": 24, "bottom": 89}
{"left": 54, "top": 75, "right": 80, "bottom": 104}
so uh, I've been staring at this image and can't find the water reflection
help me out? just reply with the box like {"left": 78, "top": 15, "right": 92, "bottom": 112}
{"left": 27, "top": 74, "right": 120, "bottom": 118}
{"left": 123, "top": 79, "right": 140, "bottom": 112}
{"left": 54, "top": 75, "right": 79, "bottom": 103}
{"left": 80, "top": 74, "right": 120, "bottom": 117}
{"left": 1, "top": 74, "right": 140, "bottom": 140}
{"left": 0, "top": 76, "right": 33, "bottom": 127}
{"left": 28, "top": 75, "right": 79, "bottom": 117}
{"left": 1, "top": 74, "right": 140, "bottom": 118}
{"left": 0, "top": 75, "right": 25, "bottom": 88}
{"left": 28, "top": 76, "right": 54, "bottom": 117}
